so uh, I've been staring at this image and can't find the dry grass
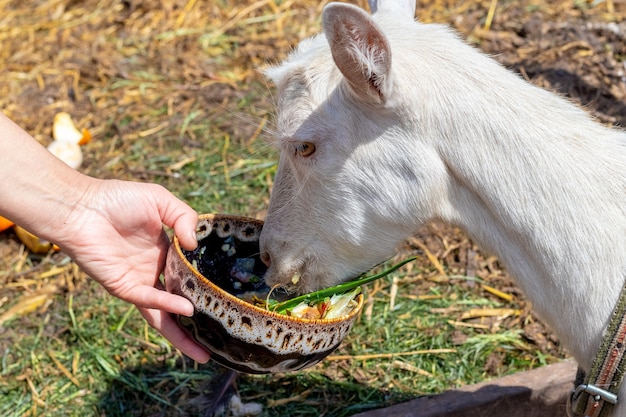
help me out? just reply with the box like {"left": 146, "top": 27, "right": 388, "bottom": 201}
{"left": 1, "top": 0, "right": 625, "bottom": 415}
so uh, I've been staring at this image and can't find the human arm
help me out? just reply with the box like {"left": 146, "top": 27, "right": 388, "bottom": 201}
{"left": 0, "top": 113, "right": 210, "bottom": 363}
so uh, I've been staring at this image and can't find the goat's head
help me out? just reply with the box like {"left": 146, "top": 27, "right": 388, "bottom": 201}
{"left": 260, "top": 0, "right": 455, "bottom": 293}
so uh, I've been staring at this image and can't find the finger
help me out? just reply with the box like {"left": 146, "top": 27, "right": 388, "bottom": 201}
{"left": 126, "top": 285, "right": 195, "bottom": 317}
{"left": 139, "top": 307, "right": 211, "bottom": 363}
{"left": 155, "top": 186, "right": 198, "bottom": 250}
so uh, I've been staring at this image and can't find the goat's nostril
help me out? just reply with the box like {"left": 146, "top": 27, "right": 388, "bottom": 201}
{"left": 260, "top": 251, "right": 271, "bottom": 267}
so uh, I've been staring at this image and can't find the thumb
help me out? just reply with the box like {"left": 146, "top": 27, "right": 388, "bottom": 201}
{"left": 154, "top": 185, "right": 198, "bottom": 250}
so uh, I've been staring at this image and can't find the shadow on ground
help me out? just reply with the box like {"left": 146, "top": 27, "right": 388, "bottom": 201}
{"left": 97, "top": 358, "right": 408, "bottom": 417}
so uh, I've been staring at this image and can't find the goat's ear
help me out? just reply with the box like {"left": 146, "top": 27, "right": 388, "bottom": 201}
{"left": 323, "top": 3, "right": 391, "bottom": 103}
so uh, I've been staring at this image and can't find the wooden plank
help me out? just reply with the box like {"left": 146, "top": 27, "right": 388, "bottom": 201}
{"left": 351, "top": 360, "right": 577, "bottom": 417}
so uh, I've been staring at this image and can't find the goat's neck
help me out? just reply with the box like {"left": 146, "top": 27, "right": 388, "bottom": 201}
{"left": 425, "top": 92, "right": 626, "bottom": 369}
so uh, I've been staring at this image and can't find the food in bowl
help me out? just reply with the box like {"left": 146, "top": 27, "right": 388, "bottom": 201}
{"left": 179, "top": 215, "right": 360, "bottom": 320}
{"left": 164, "top": 214, "right": 364, "bottom": 374}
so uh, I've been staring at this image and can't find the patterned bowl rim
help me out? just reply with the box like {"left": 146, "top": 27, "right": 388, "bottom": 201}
{"left": 171, "top": 213, "right": 364, "bottom": 325}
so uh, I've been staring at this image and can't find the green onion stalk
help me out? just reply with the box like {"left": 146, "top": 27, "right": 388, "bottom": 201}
{"left": 269, "top": 256, "right": 418, "bottom": 315}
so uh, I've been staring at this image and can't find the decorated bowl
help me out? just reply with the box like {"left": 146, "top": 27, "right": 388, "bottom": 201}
{"left": 164, "top": 213, "right": 363, "bottom": 374}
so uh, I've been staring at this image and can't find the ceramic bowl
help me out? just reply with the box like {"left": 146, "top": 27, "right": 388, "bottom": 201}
{"left": 164, "top": 213, "right": 363, "bottom": 374}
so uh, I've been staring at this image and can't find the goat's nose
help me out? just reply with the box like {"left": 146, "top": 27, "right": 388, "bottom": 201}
{"left": 260, "top": 250, "right": 271, "bottom": 267}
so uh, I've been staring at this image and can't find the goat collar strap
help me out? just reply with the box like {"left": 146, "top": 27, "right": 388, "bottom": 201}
{"left": 570, "top": 281, "right": 626, "bottom": 417}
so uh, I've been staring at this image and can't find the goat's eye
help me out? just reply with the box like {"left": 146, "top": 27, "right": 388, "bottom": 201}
{"left": 294, "top": 142, "right": 316, "bottom": 157}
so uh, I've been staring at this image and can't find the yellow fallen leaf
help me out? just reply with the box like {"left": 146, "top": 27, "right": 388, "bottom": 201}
{"left": 47, "top": 350, "right": 80, "bottom": 387}
{"left": 266, "top": 389, "right": 312, "bottom": 408}
{"left": 460, "top": 308, "right": 521, "bottom": 320}
{"left": 481, "top": 284, "right": 514, "bottom": 302}
{"left": 38, "top": 266, "right": 69, "bottom": 279}
{"left": 410, "top": 238, "right": 447, "bottom": 279}
{"left": 0, "top": 286, "right": 59, "bottom": 326}
{"left": 447, "top": 320, "right": 490, "bottom": 330}
{"left": 392, "top": 360, "right": 434, "bottom": 377}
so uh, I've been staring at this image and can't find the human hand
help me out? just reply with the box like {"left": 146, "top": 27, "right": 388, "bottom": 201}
{"left": 50, "top": 178, "right": 210, "bottom": 363}
{"left": 0, "top": 114, "right": 209, "bottom": 362}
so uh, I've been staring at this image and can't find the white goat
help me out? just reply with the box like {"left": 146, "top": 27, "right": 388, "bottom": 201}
{"left": 259, "top": 1, "right": 626, "bottom": 414}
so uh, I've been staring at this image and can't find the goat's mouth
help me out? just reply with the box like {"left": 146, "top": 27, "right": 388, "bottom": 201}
{"left": 264, "top": 280, "right": 299, "bottom": 297}
{"left": 265, "top": 267, "right": 348, "bottom": 296}
{"left": 262, "top": 262, "right": 307, "bottom": 294}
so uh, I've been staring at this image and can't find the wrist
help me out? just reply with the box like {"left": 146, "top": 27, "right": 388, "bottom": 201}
{"left": 36, "top": 172, "right": 100, "bottom": 246}
{"left": 2, "top": 166, "right": 96, "bottom": 246}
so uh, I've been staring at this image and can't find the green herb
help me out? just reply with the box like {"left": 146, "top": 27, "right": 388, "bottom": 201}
{"left": 270, "top": 256, "right": 418, "bottom": 314}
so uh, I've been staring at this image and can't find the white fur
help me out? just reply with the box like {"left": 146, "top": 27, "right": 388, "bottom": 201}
{"left": 260, "top": 1, "right": 626, "bottom": 413}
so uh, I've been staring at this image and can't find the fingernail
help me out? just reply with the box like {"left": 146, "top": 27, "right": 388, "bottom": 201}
{"left": 184, "top": 303, "right": 195, "bottom": 317}
{"left": 188, "top": 230, "right": 198, "bottom": 249}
